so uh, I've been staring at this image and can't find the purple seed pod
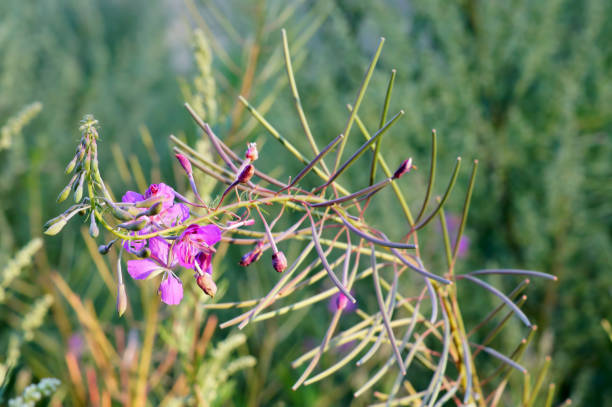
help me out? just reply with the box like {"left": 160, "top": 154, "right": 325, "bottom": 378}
{"left": 237, "top": 164, "right": 255, "bottom": 184}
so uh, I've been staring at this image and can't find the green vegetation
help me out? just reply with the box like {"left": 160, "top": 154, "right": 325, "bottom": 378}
{"left": 0, "top": 0, "right": 610, "bottom": 405}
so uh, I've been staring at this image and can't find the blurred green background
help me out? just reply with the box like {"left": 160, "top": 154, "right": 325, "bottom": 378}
{"left": 1, "top": 0, "right": 610, "bottom": 405}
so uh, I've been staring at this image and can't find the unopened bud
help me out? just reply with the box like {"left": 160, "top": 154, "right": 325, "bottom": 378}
{"left": 239, "top": 242, "right": 263, "bottom": 266}
{"left": 65, "top": 155, "right": 78, "bottom": 174}
{"left": 117, "top": 219, "right": 147, "bottom": 231}
{"left": 57, "top": 184, "right": 72, "bottom": 203}
{"left": 116, "top": 283, "right": 128, "bottom": 317}
{"left": 43, "top": 216, "right": 68, "bottom": 236}
{"left": 133, "top": 247, "right": 151, "bottom": 258}
{"left": 175, "top": 153, "right": 193, "bottom": 175}
{"left": 84, "top": 151, "right": 91, "bottom": 174}
{"left": 237, "top": 164, "right": 255, "bottom": 184}
{"left": 145, "top": 202, "right": 162, "bottom": 216}
{"left": 272, "top": 251, "right": 288, "bottom": 273}
{"left": 74, "top": 173, "right": 85, "bottom": 202}
{"left": 392, "top": 158, "right": 414, "bottom": 179}
{"left": 89, "top": 214, "right": 99, "bottom": 238}
{"left": 196, "top": 273, "right": 217, "bottom": 298}
{"left": 109, "top": 204, "right": 133, "bottom": 221}
{"left": 336, "top": 293, "right": 349, "bottom": 310}
{"left": 245, "top": 142, "right": 258, "bottom": 161}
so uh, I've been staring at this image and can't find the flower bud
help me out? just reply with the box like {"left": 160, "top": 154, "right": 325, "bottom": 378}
{"left": 65, "top": 155, "right": 78, "bottom": 174}
{"left": 84, "top": 151, "right": 91, "bottom": 174}
{"left": 245, "top": 142, "right": 258, "bottom": 161}
{"left": 336, "top": 293, "right": 349, "bottom": 310}
{"left": 133, "top": 247, "right": 151, "bottom": 258}
{"left": 237, "top": 164, "right": 255, "bottom": 184}
{"left": 239, "top": 242, "right": 263, "bottom": 266}
{"left": 144, "top": 202, "right": 162, "bottom": 216}
{"left": 74, "top": 173, "right": 85, "bottom": 202}
{"left": 392, "top": 158, "right": 414, "bottom": 179}
{"left": 175, "top": 153, "right": 193, "bottom": 176}
{"left": 43, "top": 216, "right": 68, "bottom": 236}
{"left": 57, "top": 184, "right": 72, "bottom": 203}
{"left": 109, "top": 204, "right": 133, "bottom": 221}
{"left": 196, "top": 273, "right": 217, "bottom": 298}
{"left": 116, "top": 283, "right": 128, "bottom": 317}
{"left": 117, "top": 219, "right": 147, "bottom": 231}
{"left": 89, "top": 214, "right": 99, "bottom": 238}
{"left": 272, "top": 251, "right": 288, "bottom": 273}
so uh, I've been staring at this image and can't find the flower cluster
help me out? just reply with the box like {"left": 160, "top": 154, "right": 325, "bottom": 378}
{"left": 122, "top": 183, "right": 222, "bottom": 305}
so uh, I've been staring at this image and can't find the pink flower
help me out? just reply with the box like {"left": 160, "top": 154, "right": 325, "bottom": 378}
{"left": 127, "top": 237, "right": 184, "bottom": 305}
{"left": 158, "top": 273, "right": 183, "bottom": 305}
{"left": 174, "top": 224, "right": 222, "bottom": 272}
{"left": 122, "top": 183, "right": 189, "bottom": 227}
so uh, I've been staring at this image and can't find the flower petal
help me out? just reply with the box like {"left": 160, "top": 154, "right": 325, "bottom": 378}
{"left": 159, "top": 274, "right": 183, "bottom": 305}
{"left": 146, "top": 183, "right": 176, "bottom": 208}
{"left": 122, "top": 191, "right": 144, "bottom": 203}
{"left": 127, "top": 259, "right": 160, "bottom": 280}
{"left": 148, "top": 237, "right": 171, "bottom": 265}
{"left": 197, "top": 224, "right": 222, "bottom": 246}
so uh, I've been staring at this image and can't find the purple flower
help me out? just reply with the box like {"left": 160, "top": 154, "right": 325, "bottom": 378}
{"left": 174, "top": 224, "right": 222, "bottom": 272}
{"left": 158, "top": 273, "right": 183, "bottom": 305}
{"left": 127, "top": 237, "right": 176, "bottom": 279}
{"left": 127, "top": 237, "right": 184, "bottom": 305}
{"left": 121, "top": 183, "right": 189, "bottom": 231}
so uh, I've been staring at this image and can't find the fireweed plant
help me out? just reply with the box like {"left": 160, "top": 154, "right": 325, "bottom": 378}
{"left": 45, "top": 33, "right": 560, "bottom": 406}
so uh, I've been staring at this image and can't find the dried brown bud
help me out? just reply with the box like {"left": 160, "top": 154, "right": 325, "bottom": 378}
{"left": 196, "top": 273, "right": 217, "bottom": 298}
{"left": 175, "top": 153, "right": 193, "bottom": 175}
{"left": 237, "top": 164, "right": 255, "bottom": 184}
{"left": 272, "top": 251, "right": 288, "bottom": 273}
{"left": 245, "top": 142, "right": 258, "bottom": 161}
{"left": 392, "top": 158, "right": 414, "bottom": 179}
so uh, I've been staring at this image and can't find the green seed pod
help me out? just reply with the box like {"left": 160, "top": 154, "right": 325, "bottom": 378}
{"left": 56, "top": 184, "right": 72, "bottom": 203}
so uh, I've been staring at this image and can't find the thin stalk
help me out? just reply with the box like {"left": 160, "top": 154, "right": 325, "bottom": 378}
{"left": 334, "top": 37, "right": 385, "bottom": 171}
{"left": 415, "top": 129, "right": 437, "bottom": 222}
{"left": 414, "top": 157, "right": 462, "bottom": 231}
{"left": 310, "top": 176, "right": 390, "bottom": 208}
{"left": 451, "top": 160, "right": 478, "bottom": 266}
{"left": 318, "top": 110, "right": 404, "bottom": 191}
{"left": 458, "top": 275, "right": 531, "bottom": 326}
{"left": 338, "top": 212, "right": 416, "bottom": 249}
{"left": 281, "top": 29, "right": 326, "bottom": 171}
{"left": 238, "top": 96, "right": 351, "bottom": 196}
{"left": 305, "top": 207, "right": 355, "bottom": 303}
{"left": 370, "top": 69, "right": 396, "bottom": 185}
{"left": 278, "top": 133, "right": 344, "bottom": 193}
{"left": 467, "top": 269, "right": 557, "bottom": 281}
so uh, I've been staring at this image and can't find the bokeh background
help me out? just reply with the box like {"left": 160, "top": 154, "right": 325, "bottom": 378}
{"left": 1, "top": 0, "right": 610, "bottom": 405}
